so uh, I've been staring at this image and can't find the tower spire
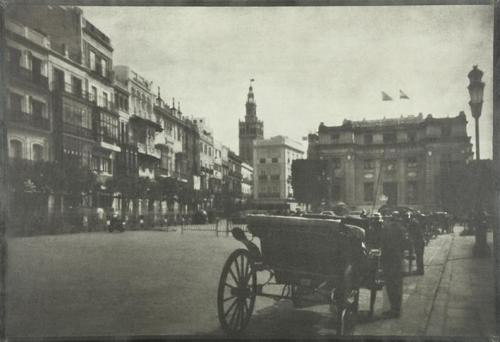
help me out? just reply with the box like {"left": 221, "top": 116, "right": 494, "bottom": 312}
{"left": 246, "top": 79, "right": 256, "bottom": 118}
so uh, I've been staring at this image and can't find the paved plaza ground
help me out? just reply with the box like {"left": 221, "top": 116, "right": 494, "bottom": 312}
{"left": 5, "top": 224, "right": 496, "bottom": 338}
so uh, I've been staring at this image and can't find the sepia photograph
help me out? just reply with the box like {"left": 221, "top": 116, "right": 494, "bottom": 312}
{"left": 0, "top": 0, "right": 498, "bottom": 339}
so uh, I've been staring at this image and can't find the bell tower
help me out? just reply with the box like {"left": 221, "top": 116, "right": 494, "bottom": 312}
{"left": 239, "top": 79, "right": 264, "bottom": 165}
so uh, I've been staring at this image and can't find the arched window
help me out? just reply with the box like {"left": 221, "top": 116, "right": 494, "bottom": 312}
{"left": 10, "top": 139, "right": 23, "bottom": 159}
{"left": 33, "top": 144, "right": 43, "bottom": 161}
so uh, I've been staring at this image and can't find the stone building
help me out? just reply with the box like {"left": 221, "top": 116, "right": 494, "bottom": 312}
{"left": 239, "top": 82, "right": 264, "bottom": 165}
{"left": 253, "top": 135, "right": 304, "bottom": 209}
{"left": 307, "top": 113, "right": 473, "bottom": 212}
{"left": 5, "top": 17, "right": 52, "bottom": 162}
{"left": 114, "top": 65, "right": 161, "bottom": 181}
{"left": 193, "top": 118, "right": 215, "bottom": 208}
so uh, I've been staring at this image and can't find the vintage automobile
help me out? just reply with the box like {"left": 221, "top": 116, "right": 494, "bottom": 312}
{"left": 216, "top": 214, "right": 384, "bottom": 336}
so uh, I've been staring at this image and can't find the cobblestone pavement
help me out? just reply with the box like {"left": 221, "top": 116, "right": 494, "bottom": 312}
{"left": 5, "top": 226, "right": 496, "bottom": 338}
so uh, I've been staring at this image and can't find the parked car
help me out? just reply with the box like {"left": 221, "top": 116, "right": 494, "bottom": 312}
{"left": 320, "top": 211, "right": 336, "bottom": 217}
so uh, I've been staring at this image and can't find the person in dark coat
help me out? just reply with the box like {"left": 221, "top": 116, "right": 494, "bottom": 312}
{"left": 409, "top": 214, "right": 425, "bottom": 275}
{"left": 380, "top": 213, "right": 405, "bottom": 318}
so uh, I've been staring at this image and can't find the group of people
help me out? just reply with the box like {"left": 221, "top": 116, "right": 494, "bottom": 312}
{"left": 360, "top": 210, "right": 427, "bottom": 319}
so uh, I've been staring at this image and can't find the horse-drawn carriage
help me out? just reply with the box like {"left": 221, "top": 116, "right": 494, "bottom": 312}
{"left": 216, "top": 214, "right": 385, "bottom": 336}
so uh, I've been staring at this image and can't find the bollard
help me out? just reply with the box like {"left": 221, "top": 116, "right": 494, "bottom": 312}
{"left": 215, "top": 219, "right": 219, "bottom": 237}
{"left": 226, "top": 219, "right": 230, "bottom": 236}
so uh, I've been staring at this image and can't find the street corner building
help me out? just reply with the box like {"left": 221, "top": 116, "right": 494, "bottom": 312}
{"left": 253, "top": 135, "right": 305, "bottom": 211}
{"left": 307, "top": 113, "right": 473, "bottom": 212}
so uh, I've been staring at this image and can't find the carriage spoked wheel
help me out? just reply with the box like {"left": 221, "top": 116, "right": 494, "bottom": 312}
{"left": 331, "top": 264, "right": 359, "bottom": 336}
{"left": 217, "top": 248, "right": 257, "bottom": 335}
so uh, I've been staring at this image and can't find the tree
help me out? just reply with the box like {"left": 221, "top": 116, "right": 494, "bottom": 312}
{"left": 291, "top": 159, "right": 326, "bottom": 211}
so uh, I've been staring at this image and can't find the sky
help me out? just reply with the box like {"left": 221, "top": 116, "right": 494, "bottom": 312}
{"left": 83, "top": 5, "right": 493, "bottom": 158}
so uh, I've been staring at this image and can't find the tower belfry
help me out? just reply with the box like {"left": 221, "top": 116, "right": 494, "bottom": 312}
{"left": 239, "top": 79, "right": 264, "bottom": 165}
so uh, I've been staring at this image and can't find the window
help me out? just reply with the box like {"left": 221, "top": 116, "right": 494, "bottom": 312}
{"left": 407, "top": 181, "right": 418, "bottom": 204}
{"left": 364, "top": 182, "right": 374, "bottom": 202}
{"left": 363, "top": 159, "right": 374, "bottom": 170}
{"left": 100, "top": 112, "right": 118, "bottom": 140}
{"left": 31, "top": 57, "right": 42, "bottom": 81}
{"left": 407, "top": 131, "right": 417, "bottom": 143}
{"left": 91, "top": 86, "right": 97, "bottom": 103}
{"left": 332, "top": 158, "right": 341, "bottom": 169}
{"left": 364, "top": 134, "right": 373, "bottom": 144}
{"left": 102, "top": 158, "right": 112, "bottom": 173}
{"left": 62, "top": 103, "right": 91, "bottom": 129}
{"left": 383, "top": 133, "right": 397, "bottom": 144}
{"left": 31, "top": 99, "right": 44, "bottom": 117}
{"left": 101, "top": 59, "right": 107, "bottom": 77}
{"left": 102, "top": 92, "right": 108, "bottom": 108}
{"left": 331, "top": 133, "right": 340, "bottom": 142}
{"left": 8, "top": 47, "right": 21, "bottom": 68}
{"left": 441, "top": 126, "right": 451, "bottom": 137}
{"left": 270, "top": 174, "right": 280, "bottom": 180}
{"left": 90, "top": 51, "right": 96, "bottom": 70}
{"left": 32, "top": 144, "right": 43, "bottom": 161}
{"left": 407, "top": 157, "right": 417, "bottom": 168}
{"left": 10, "top": 140, "right": 22, "bottom": 159}
{"left": 71, "top": 77, "right": 82, "bottom": 97}
{"left": 271, "top": 157, "right": 278, "bottom": 163}
{"left": 258, "top": 175, "right": 267, "bottom": 181}
{"left": 259, "top": 158, "right": 266, "bottom": 164}
{"left": 91, "top": 156, "right": 99, "bottom": 171}
{"left": 9, "top": 93, "right": 23, "bottom": 112}
{"left": 385, "top": 160, "right": 397, "bottom": 172}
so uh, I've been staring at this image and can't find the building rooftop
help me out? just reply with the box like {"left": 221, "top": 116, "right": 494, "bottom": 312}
{"left": 255, "top": 135, "right": 304, "bottom": 152}
{"left": 320, "top": 112, "right": 467, "bottom": 132}
{"left": 346, "top": 113, "right": 425, "bottom": 128}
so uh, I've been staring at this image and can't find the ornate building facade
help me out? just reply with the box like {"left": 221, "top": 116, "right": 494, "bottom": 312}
{"left": 239, "top": 82, "right": 263, "bottom": 165}
{"left": 307, "top": 113, "right": 473, "bottom": 212}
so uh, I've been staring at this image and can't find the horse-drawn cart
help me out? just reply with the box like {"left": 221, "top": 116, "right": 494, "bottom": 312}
{"left": 217, "top": 214, "right": 384, "bottom": 336}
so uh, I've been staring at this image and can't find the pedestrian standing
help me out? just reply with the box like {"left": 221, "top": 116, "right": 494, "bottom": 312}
{"left": 380, "top": 213, "right": 405, "bottom": 318}
{"left": 409, "top": 215, "right": 425, "bottom": 275}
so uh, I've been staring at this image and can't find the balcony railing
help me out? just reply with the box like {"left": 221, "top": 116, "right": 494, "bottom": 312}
{"left": 155, "top": 167, "right": 171, "bottom": 178}
{"left": 6, "top": 19, "right": 50, "bottom": 48}
{"left": 91, "top": 94, "right": 116, "bottom": 112}
{"left": 90, "top": 66, "right": 114, "bottom": 83}
{"left": 62, "top": 122, "right": 94, "bottom": 140}
{"left": 8, "top": 110, "right": 50, "bottom": 130}
{"left": 52, "top": 82, "right": 91, "bottom": 103}
{"left": 99, "top": 132, "right": 119, "bottom": 145}
{"left": 137, "top": 142, "right": 161, "bottom": 159}
{"left": 9, "top": 66, "right": 49, "bottom": 89}
{"left": 175, "top": 171, "right": 189, "bottom": 182}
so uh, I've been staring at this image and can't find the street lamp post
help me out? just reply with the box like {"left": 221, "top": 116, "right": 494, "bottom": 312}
{"left": 467, "top": 65, "right": 485, "bottom": 160}
{"left": 467, "top": 65, "right": 490, "bottom": 257}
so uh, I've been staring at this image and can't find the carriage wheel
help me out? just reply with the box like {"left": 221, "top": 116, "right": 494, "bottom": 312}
{"left": 217, "top": 249, "right": 257, "bottom": 335}
{"left": 331, "top": 264, "right": 358, "bottom": 336}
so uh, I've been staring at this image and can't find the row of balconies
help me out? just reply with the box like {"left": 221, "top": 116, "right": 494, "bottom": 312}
{"left": 54, "top": 82, "right": 116, "bottom": 111}
{"left": 6, "top": 19, "right": 50, "bottom": 49}
{"left": 9, "top": 65, "right": 49, "bottom": 90}
{"left": 8, "top": 109, "right": 50, "bottom": 131}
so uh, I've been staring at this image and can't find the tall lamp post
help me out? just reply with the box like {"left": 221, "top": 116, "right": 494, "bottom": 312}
{"left": 467, "top": 65, "right": 490, "bottom": 257}
{"left": 467, "top": 65, "right": 485, "bottom": 160}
